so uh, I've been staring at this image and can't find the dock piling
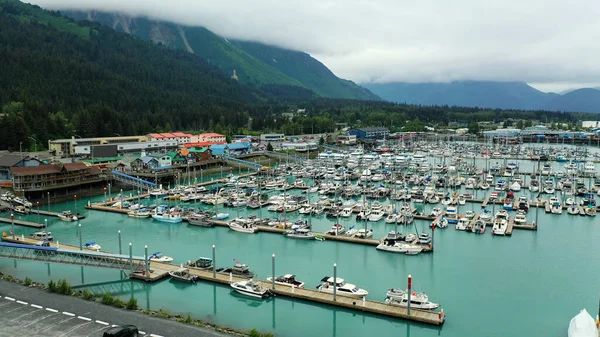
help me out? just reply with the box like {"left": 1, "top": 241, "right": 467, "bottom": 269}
{"left": 272, "top": 254, "right": 275, "bottom": 290}
{"left": 144, "top": 245, "right": 149, "bottom": 280}
{"left": 36, "top": 202, "right": 40, "bottom": 224}
{"left": 44, "top": 219, "right": 47, "bottom": 231}
{"left": 212, "top": 245, "right": 216, "bottom": 278}
{"left": 10, "top": 214, "right": 14, "bottom": 239}
{"left": 408, "top": 274, "right": 412, "bottom": 315}
{"left": 129, "top": 242, "right": 133, "bottom": 276}
{"left": 47, "top": 192, "right": 50, "bottom": 211}
{"left": 333, "top": 263, "right": 337, "bottom": 302}
{"left": 118, "top": 230, "right": 122, "bottom": 255}
{"left": 78, "top": 223, "right": 82, "bottom": 250}
{"left": 74, "top": 195, "right": 77, "bottom": 215}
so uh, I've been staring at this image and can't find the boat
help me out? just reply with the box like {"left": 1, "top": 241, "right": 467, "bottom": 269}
{"left": 385, "top": 213, "right": 398, "bottom": 223}
{"left": 445, "top": 206, "right": 458, "bottom": 224}
{"left": 284, "top": 228, "right": 315, "bottom": 239}
{"left": 376, "top": 240, "right": 422, "bottom": 254}
{"left": 151, "top": 211, "right": 183, "bottom": 223}
{"left": 472, "top": 219, "right": 486, "bottom": 233}
{"left": 465, "top": 210, "right": 475, "bottom": 219}
{"left": 266, "top": 274, "right": 305, "bottom": 288}
{"left": 127, "top": 209, "right": 151, "bottom": 218}
{"left": 514, "top": 211, "right": 527, "bottom": 224}
{"left": 188, "top": 213, "right": 213, "bottom": 227}
{"left": 385, "top": 288, "right": 440, "bottom": 310}
{"left": 585, "top": 208, "right": 597, "bottom": 217}
{"left": 367, "top": 209, "right": 384, "bottom": 222}
{"left": 405, "top": 233, "right": 417, "bottom": 242}
{"left": 169, "top": 268, "right": 199, "bottom": 283}
{"left": 567, "top": 206, "right": 580, "bottom": 215}
{"left": 326, "top": 224, "right": 346, "bottom": 235}
{"left": 58, "top": 210, "right": 78, "bottom": 221}
{"left": 354, "top": 228, "right": 373, "bottom": 239}
{"left": 149, "top": 252, "right": 174, "bottom": 263}
{"left": 455, "top": 217, "right": 468, "bottom": 231}
{"left": 418, "top": 233, "right": 431, "bottom": 244}
{"left": 429, "top": 207, "right": 442, "bottom": 217}
{"left": 492, "top": 218, "right": 507, "bottom": 236}
{"left": 230, "top": 280, "right": 271, "bottom": 299}
{"left": 13, "top": 205, "right": 30, "bottom": 215}
{"left": 29, "top": 231, "right": 54, "bottom": 241}
{"left": 229, "top": 221, "right": 259, "bottom": 234}
{"left": 184, "top": 257, "right": 214, "bottom": 270}
{"left": 215, "top": 213, "right": 230, "bottom": 220}
{"left": 84, "top": 241, "right": 101, "bottom": 251}
{"left": 435, "top": 217, "right": 448, "bottom": 228}
{"left": 315, "top": 235, "right": 326, "bottom": 241}
{"left": 218, "top": 263, "right": 256, "bottom": 279}
{"left": 317, "top": 277, "right": 369, "bottom": 298}
{"left": 568, "top": 309, "right": 598, "bottom": 337}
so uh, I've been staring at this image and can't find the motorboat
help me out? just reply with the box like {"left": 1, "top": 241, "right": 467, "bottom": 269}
{"left": 367, "top": 209, "right": 385, "bottom": 222}
{"left": 317, "top": 277, "right": 369, "bottom": 298}
{"left": 127, "top": 209, "right": 151, "bottom": 218}
{"left": 510, "top": 181, "right": 521, "bottom": 192}
{"left": 152, "top": 211, "right": 183, "bottom": 223}
{"left": 188, "top": 213, "right": 213, "bottom": 227}
{"left": 495, "top": 209, "right": 509, "bottom": 219}
{"left": 458, "top": 194, "right": 466, "bottom": 205}
{"left": 13, "top": 205, "right": 30, "bottom": 215}
{"left": 30, "top": 231, "right": 54, "bottom": 241}
{"left": 550, "top": 197, "right": 563, "bottom": 214}
{"left": 169, "top": 268, "right": 199, "bottom": 283}
{"left": 326, "top": 224, "right": 346, "bottom": 235}
{"left": 149, "top": 252, "right": 174, "bottom": 263}
{"left": 492, "top": 218, "right": 507, "bottom": 236}
{"left": 58, "top": 210, "right": 78, "bottom": 221}
{"left": 298, "top": 205, "right": 313, "bottom": 215}
{"left": 465, "top": 210, "right": 475, "bottom": 219}
{"left": 445, "top": 206, "right": 458, "bottom": 224}
{"left": 354, "top": 228, "right": 373, "bottom": 239}
{"left": 472, "top": 219, "right": 486, "bottom": 233}
{"left": 435, "top": 217, "right": 448, "bottom": 228}
{"left": 385, "top": 213, "right": 399, "bottom": 223}
{"left": 567, "top": 206, "right": 580, "bottom": 215}
{"left": 229, "top": 221, "right": 259, "bottom": 234}
{"left": 429, "top": 207, "right": 442, "bottom": 217}
{"left": 567, "top": 309, "right": 597, "bottom": 337}
{"left": 217, "top": 261, "right": 256, "bottom": 278}
{"left": 266, "top": 274, "right": 305, "bottom": 288}
{"left": 376, "top": 241, "right": 422, "bottom": 254}
{"left": 455, "top": 217, "right": 468, "bottom": 231}
{"left": 514, "top": 211, "right": 527, "bottom": 224}
{"left": 215, "top": 213, "right": 230, "bottom": 220}
{"left": 284, "top": 228, "right": 315, "bottom": 239}
{"left": 84, "top": 241, "right": 101, "bottom": 251}
{"left": 184, "top": 257, "right": 214, "bottom": 270}
{"left": 418, "top": 233, "right": 431, "bottom": 244}
{"left": 585, "top": 208, "right": 597, "bottom": 217}
{"left": 230, "top": 280, "right": 271, "bottom": 299}
{"left": 385, "top": 288, "right": 440, "bottom": 310}
{"left": 12, "top": 196, "right": 32, "bottom": 208}
{"left": 339, "top": 207, "right": 353, "bottom": 218}
{"left": 405, "top": 233, "right": 417, "bottom": 243}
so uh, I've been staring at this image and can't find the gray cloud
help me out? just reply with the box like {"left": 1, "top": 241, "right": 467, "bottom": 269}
{"left": 28, "top": 0, "right": 600, "bottom": 92}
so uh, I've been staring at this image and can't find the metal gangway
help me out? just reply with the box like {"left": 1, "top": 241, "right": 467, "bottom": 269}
{"left": 111, "top": 171, "right": 158, "bottom": 189}
{"left": 0, "top": 242, "right": 146, "bottom": 274}
{"left": 72, "top": 279, "right": 151, "bottom": 296}
{"left": 263, "top": 150, "right": 305, "bottom": 162}
{"left": 223, "top": 156, "right": 263, "bottom": 169}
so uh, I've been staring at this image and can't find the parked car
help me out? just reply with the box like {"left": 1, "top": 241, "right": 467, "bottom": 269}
{"left": 103, "top": 325, "right": 139, "bottom": 337}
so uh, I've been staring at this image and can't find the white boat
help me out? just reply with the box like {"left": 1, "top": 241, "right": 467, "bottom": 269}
{"left": 84, "top": 241, "right": 101, "bottom": 251}
{"left": 58, "top": 210, "right": 78, "bottom": 221}
{"left": 435, "top": 217, "right": 448, "bottom": 228}
{"left": 30, "top": 231, "right": 54, "bottom": 241}
{"left": 284, "top": 228, "right": 315, "bottom": 239}
{"left": 367, "top": 209, "right": 384, "bottom": 222}
{"left": 480, "top": 209, "right": 492, "bottom": 222}
{"left": 455, "top": 217, "right": 468, "bottom": 231}
{"left": 510, "top": 182, "right": 521, "bottom": 191}
{"left": 230, "top": 280, "right": 271, "bottom": 299}
{"left": 326, "top": 224, "right": 346, "bottom": 235}
{"left": 151, "top": 211, "right": 183, "bottom": 223}
{"left": 266, "top": 274, "right": 305, "bottom": 288}
{"left": 317, "top": 277, "right": 369, "bottom": 298}
{"left": 445, "top": 206, "right": 458, "bottom": 224}
{"left": 429, "top": 207, "right": 442, "bottom": 217}
{"left": 229, "top": 221, "right": 259, "bottom": 233}
{"left": 128, "top": 209, "right": 151, "bottom": 218}
{"left": 418, "top": 233, "right": 431, "bottom": 244}
{"left": 215, "top": 213, "right": 230, "bottom": 220}
{"left": 376, "top": 241, "right": 422, "bottom": 255}
{"left": 567, "top": 206, "right": 580, "bottom": 215}
{"left": 354, "top": 228, "right": 373, "bottom": 239}
{"left": 385, "top": 288, "right": 440, "bottom": 310}
{"left": 514, "top": 211, "right": 527, "bottom": 224}
{"left": 149, "top": 252, "right": 174, "bottom": 263}
{"left": 568, "top": 309, "right": 598, "bottom": 337}
{"left": 13, "top": 205, "right": 30, "bottom": 215}
{"left": 405, "top": 233, "right": 417, "bottom": 242}
{"left": 492, "top": 218, "right": 507, "bottom": 235}
{"left": 385, "top": 213, "right": 398, "bottom": 223}
{"left": 472, "top": 219, "right": 486, "bottom": 233}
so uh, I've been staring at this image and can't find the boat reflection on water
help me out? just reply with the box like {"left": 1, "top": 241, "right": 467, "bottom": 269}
{"left": 229, "top": 290, "right": 272, "bottom": 308}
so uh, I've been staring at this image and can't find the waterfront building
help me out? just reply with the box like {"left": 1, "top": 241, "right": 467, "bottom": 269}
{"left": 10, "top": 163, "right": 105, "bottom": 192}
{"left": 48, "top": 136, "right": 147, "bottom": 157}
{"left": 193, "top": 133, "right": 226, "bottom": 144}
{"left": 74, "top": 140, "right": 179, "bottom": 157}
{"left": 148, "top": 133, "right": 191, "bottom": 144}
{"left": 483, "top": 128, "right": 521, "bottom": 138}
{"left": 0, "top": 154, "right": 42, "bottom": 184}
{"left": 348, "top": 127, "right": 390, "bottom": 139}
{"left": 260, "top": 134, "right": 285, "bottom": 143}
{"left": 338, "top": 134, "right": 357, "bottom": 145}
{"left": 210, "top": 143, "right": 250, "bottom": 156}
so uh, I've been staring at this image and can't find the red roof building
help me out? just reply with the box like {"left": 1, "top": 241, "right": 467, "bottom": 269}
{"left": 11, "top": 163, "right": 106, "bottom": 192}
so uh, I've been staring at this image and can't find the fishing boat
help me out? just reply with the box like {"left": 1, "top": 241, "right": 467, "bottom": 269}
{"left": 184, "top": 257, "right": 213, "bottom": 270}
{"left": 149, "top": 252, "right": 174, "bottom": 263}
{"left": 218, "top": 263, "right": 255, "bottom": 279}
{"left": 188, "top": 213, "right": 213, "bottom": 227}
{"left": 385, "top": 288, "right": 440, "bottom": 310}
{"left": 58, "top": 210, "right": 78, "bottom": 221}
{"left": 568, "top": 308, "right": 598, "bottom": 337}
{"left": 229, "top": 221, "right": 259, "bottom": 234}
{"left": 317, "top": 277, "right": 369, "bottom": 298}
{"left": 84, "top": 241, "right": 101, "bottom": 251}
{"left": 266, "top": 274, "right": 305, "bottom": 288}
{"left": 151, "top": 211, "right": 183, "bottom": 223}
{"left": 230, "top": 280, "right": 271, "bottom": 299}
{"left": 169, "top": 268, "right": 199, "bottom": 283}
{"left": 284, "top": 228, "right": 315, "bottom": 239}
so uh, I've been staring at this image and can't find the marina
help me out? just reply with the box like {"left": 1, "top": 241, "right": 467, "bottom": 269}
{"left": 1, "top": 140, "right": 599, "bottom": 337}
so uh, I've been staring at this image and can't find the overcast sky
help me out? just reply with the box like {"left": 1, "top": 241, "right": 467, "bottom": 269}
{"left": 30, "top": 0, "right": 600, "bottom": 92}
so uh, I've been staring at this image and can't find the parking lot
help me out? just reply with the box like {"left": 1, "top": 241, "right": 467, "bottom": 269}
{"left": 0, "top": 295, "right": 111, "bottom": 336}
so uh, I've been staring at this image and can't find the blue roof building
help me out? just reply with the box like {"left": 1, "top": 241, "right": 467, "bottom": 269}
{"left": 210, "top": 143, "right": 250, "bottom": 156}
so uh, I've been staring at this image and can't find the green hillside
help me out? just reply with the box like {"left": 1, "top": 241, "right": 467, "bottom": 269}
{"left": 64, "top": 10, "right": 379, "bottom": 100}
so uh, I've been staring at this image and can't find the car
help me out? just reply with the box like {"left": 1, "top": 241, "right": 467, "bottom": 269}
{"left": 103, "top": 325, "right": 139, "bottom": 337}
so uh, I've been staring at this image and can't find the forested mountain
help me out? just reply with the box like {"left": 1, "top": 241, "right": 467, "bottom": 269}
{"left": 362, "top": 81, "right": 600, "bottom": 113}
{"left": 64, "top": 10, "right": 380, "bottom": 100}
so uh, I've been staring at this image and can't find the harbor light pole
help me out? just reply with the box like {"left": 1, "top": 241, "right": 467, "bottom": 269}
{"left": 78, "top": 223, "right": 82, "bottom": 250}
{"left": 212, "top": 245, "right": 216, "bottom": 278}
{"left": 10, "top": 214, "right": 14, "bottom": 239}
{"left": 74, "top": 195, "right": 77, "bottom": 215}
{"left": 118, "top": 230, "right": 122, "bottom": 255}
{"left": 129, "top": 243, "right": 133, "bottom": 276}
{"left": 36, "top": 202, "right": 40, "bottom": 224}
{"left": 333, "top": 263, "right": 337, "bottom": 301}
{"left": 407, "top": 274, "right": 412, "bottom": 315}
{"left": 44, "top": 219, "right": 47, "bottom": 232}
{"left": 144, "top": 245, "right": 149, "bottom": 280}
{"left": 47, "top": 192, "right": 50, "bottom": 211}
{"left": 272, "top": 254, "right": 276, "bottom": 290}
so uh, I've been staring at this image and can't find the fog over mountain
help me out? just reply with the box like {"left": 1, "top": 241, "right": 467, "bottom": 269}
{"left": 29, "top": 0, "right": 600, "bottom": 93}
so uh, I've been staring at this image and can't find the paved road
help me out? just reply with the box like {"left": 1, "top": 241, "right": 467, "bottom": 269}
{"left": 0, "top": 279, "right": 229, "bottom": 337}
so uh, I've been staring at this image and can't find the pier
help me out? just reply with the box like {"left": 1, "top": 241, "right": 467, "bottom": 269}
{"left": 0, "top": 217, "right": 44, "bottom": 228}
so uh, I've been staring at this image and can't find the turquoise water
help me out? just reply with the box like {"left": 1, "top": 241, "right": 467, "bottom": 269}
{"left": 0, "top": 158, "right": 599, "bottom": 337}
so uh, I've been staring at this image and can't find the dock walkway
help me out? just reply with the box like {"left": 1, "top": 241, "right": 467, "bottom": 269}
{"left": 0, "top": 217, "right": 44, "bottom": 228}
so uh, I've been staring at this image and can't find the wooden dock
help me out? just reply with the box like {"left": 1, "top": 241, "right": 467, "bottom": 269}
{"left": 4, "top": 233, "right": 445, "bottom": 325}
{"left": 506, "top": 217, "right": 514, "bottom": 236}
{"left": 545, "top": 202, "right": 551, "bottom": 213}
{"left": 0, "top": 217, "right": 44, "bottom": 228}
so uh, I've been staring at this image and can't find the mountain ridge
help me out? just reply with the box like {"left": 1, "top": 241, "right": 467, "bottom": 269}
{"left": 362, "top": 81, "right": 600, "bottom": 113}
{"left": 63, "top": 10, "right": 380, "bottom": 101}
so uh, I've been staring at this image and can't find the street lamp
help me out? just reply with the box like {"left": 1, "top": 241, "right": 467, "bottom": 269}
{"left": 27, "top": 136, "right": 37, "bottom": 152}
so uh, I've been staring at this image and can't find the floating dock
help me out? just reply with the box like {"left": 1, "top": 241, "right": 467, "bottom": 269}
{"left": 0, "top": 217, "right": 44, "bottom": 228}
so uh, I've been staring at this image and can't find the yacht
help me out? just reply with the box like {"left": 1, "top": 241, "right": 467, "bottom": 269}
{"left": 84, "top": 241, "right": 101, "bottom": 251}
{"left": 385, "top": 213, "right": 399, "bottom": 223}
{"left": 367, "top": 209, "right": 385, "bottom": 222}
{"left": 567, "top": 205, "right": 580, "bottom": 215}
{"left": 317, "top": 277, "right": 369, "bottom": 298}
{"left": 544, "top": 180, "right": 555, "bottom": 194}
{"left": 339, "top": 207, "right": 353, "bottom": 218}
{"left": 492, "top": 218, "right": 507, "bottom": 236}
{"left": 128, "top": 209, "right": 151, "bottom": 218}
{"left": 429, "top": 207, "right": 442, "bottom": 217}
{"left": 230, "top": 280, "right": 271, "bottom": 299}
{"left": 385, "top": 289, "right": 440, "bottom": 310}
{"left": 510, "top": 181, "right": 521, "bottom": 192}
{"left": 266, "top": 274, "right": 305, "bottom": 288}
{"left": 550, "top": 197, "right": 563, "bottom": 214}
{"left": 298, "top": 205, "right": 313, "bottom": 215}
{"left": 58, "top": 210, "right": 78, "bottom": 221}
{"left": 514, "top": 211, "right": 527, "bottom": 224}
{"left": 30, "top": 231, "right": 54, "bottom": 241}
{"left": 284, "top": 228, "right": 315, "bottom": 239}
{"left": 567, "top": 309, "right": 597, "bottom": 337}
{"left": 354, "top": 228, "right": 374, "bottom": 239}
{"left": 188, "top": 213, "right": 213, "bottom": 227}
